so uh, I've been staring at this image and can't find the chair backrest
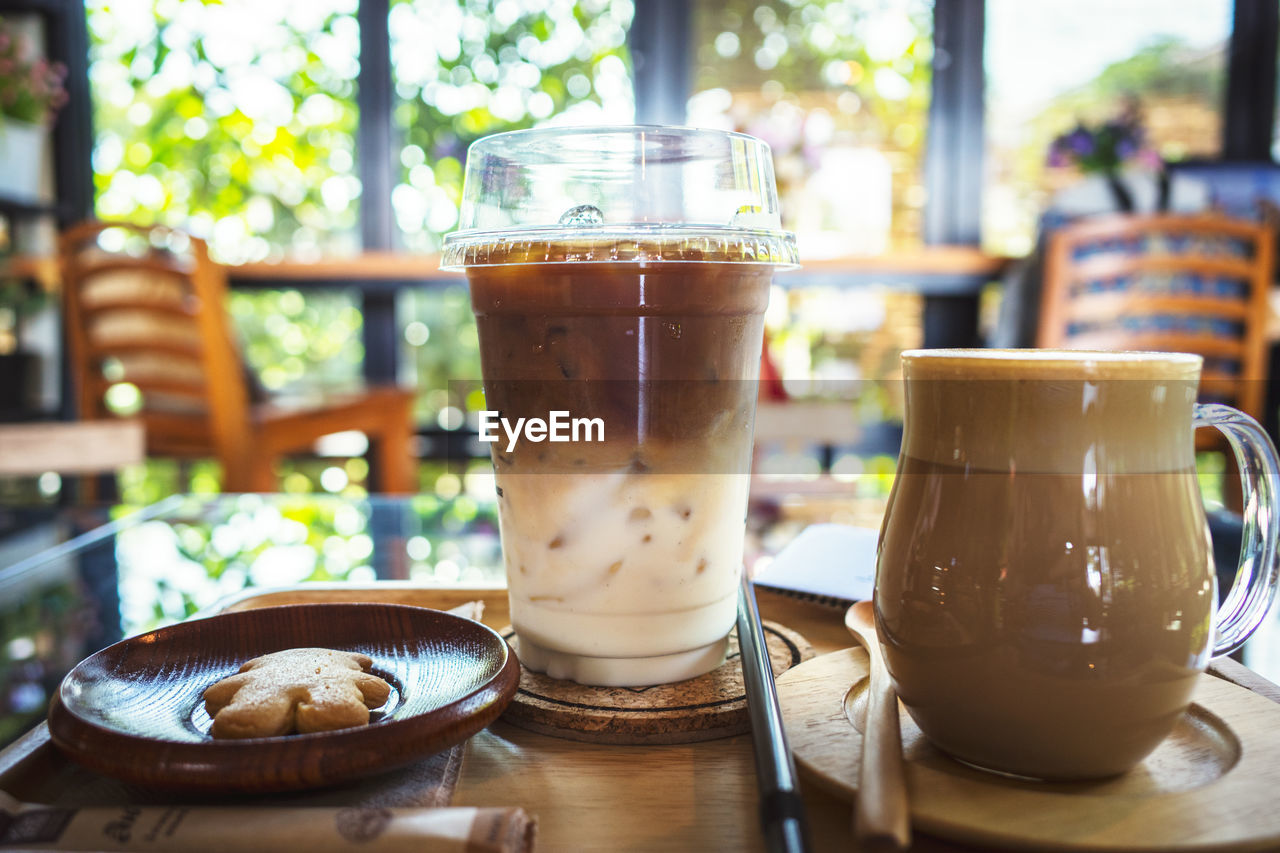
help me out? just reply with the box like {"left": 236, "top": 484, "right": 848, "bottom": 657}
{"left": 59, "top": 221, "right": 253, "bottom": 466}
{"left": 1037, "top": 213, "right": 1274, "bottom": 421}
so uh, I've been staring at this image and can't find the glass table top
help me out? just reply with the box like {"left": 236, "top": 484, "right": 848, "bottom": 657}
{"left": 0, "top": 493, "right": 509, "bottom": 745}
{"left": 14, "top": 491, "right": 1278, "bottom": 750}
{"left": 0, "top": 490, "right": 850, "bottom": 746}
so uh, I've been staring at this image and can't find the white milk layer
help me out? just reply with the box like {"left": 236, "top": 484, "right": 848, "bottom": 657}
{"left": 495, "top": 470, "right": 749, "bottom": 663}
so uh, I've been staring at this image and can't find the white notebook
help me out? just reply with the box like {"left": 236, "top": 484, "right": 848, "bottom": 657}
{"left": 752, "top": 523, "right": 879, "bottom": 604}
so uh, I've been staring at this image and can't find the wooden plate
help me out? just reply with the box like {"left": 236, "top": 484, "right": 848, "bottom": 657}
{"left": 779, "top": 648, "right": 1280, "bottom": 852}
{"left": 47, "top": 603, "right": 520, "bottom": 793}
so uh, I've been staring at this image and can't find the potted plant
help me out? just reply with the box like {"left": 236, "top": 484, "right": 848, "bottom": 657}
{"left": 1046, "top": 100, "right": 1160, "bottom": 212}
{"left": 0, "top": 16, "right": 67, "bottom": 202}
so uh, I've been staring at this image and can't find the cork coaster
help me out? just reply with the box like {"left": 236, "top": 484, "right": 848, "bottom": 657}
{"left": 498, "top": 622, "right": 813, "bottom": 744}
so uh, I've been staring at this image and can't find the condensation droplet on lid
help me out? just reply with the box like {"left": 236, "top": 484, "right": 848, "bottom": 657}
{"left": 558, "top": 204, "right": 605, "bottom": 227}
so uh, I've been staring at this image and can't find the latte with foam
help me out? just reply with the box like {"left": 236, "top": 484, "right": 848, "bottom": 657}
{"left": 876, "top": 349, "right": 1214, "bottom": 779}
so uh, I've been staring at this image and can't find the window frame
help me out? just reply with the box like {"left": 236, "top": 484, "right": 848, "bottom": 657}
{"left": 1224, "top": 0, "right": 1278, "bottom": 160}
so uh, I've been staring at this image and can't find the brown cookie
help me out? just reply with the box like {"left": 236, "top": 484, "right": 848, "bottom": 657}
{"left": 204, "top": 648, "right": 392, "bottom": 739}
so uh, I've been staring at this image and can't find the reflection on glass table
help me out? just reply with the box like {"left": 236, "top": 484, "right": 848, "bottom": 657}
{"left": 0, "top": 493, "right": 504, "bottom": 745}
{"left": 13, "top": 488, "right": 1273, "bottom": 753}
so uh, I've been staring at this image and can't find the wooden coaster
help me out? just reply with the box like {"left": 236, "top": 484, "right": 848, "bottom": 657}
{"left": 498, "top": 622, "right": 813, "bottom": 744}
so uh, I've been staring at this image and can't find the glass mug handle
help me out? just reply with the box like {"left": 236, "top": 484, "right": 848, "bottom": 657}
{"left": 1194, "top": 403, "right": 1280, "bottom": 656}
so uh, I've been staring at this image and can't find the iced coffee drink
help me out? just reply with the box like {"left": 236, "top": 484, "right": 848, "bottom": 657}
{"left": 442, "top": 127, "right": 797, "bottom": 686}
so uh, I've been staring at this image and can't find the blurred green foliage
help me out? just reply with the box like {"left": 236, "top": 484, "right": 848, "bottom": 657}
{"left": 86, "top": 0, "right": 635, "bottom": 436}
{"left": 87, "top": 0, "right": 634, "bottom": 260}
{"left": 229, "top": 289, "right": 364, "bottom": 394}
{"left": 400, "top": 284, "right": 483, "bottom": 423}
{"left": 86, "top": 0, "right": 361, "bottom": 263}
{"left": 690, "top": 0, "right": 932, "bottom": 245}
{"left": 112, "top": 492, "right": 503, "bottom": 631}
{"left": 389, "top": 0, "right": 634, "bottom": 249}
{"left": 689, "top": 1, "right": 932, "bottom": 401}
{"left": 692, "top": 0, "right": 931, "bottom": 94}
{"left": 388, "top": 0, "right": 635, "bottom": 419}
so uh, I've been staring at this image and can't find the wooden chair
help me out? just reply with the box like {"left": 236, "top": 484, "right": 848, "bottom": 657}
{"left": 1037, "top": 213, "right": 1276, "bottom": 509}
{"left": 60, "top": 221, "right": 417, "bottom": 494}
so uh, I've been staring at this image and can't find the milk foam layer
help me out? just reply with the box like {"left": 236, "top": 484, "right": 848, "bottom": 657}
{"left": 901, "top": 349, "right": 1204, "bottom": 474}
{"left": 901, "top": 348, "right": 1203, "bottom": 375}
{"left": 497, "top": 469, "right": 749, "bottom": 660}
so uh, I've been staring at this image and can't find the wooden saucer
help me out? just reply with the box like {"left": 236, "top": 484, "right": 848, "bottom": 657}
{"left": 499, "top": 622, "right": 812, "bottom": 744}
{"left": 48, "top": 603, "right": 520, "bottom": 793}
{"left": 779, "top": 647, "right": 1280, "bottom": 851}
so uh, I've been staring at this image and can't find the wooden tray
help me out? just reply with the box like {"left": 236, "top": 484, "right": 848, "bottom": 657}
{"left": 4, "top": 583, "right": 1279, "bottom": 852}
{"left": 780, "top": 648, "right": 1280, "bottom": 852}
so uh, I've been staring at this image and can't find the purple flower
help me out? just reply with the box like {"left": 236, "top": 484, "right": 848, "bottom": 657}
{"left": 1046, "top": 102, "right": 1151, "bottom": 173}
{"left": 1068, "top": 129, "right": 1094, "bottom": 156}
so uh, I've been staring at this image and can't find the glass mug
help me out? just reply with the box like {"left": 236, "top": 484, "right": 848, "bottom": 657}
{"left": 442, "top": 126, "right": 798, "bottom": 687}
{"left": 875, "top": 349, "right": 1280, "bottom": 780}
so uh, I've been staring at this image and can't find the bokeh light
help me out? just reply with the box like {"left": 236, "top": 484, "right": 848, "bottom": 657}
{"left": 87, "top": 0, "right": 361, "bottom": 263}
{"left": 389, "top": 0, "right": 635, "bottom": 252}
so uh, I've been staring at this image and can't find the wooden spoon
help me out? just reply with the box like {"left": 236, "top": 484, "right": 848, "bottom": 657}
{"left": 844, "top": 600, "right": 911, "bottom": 849}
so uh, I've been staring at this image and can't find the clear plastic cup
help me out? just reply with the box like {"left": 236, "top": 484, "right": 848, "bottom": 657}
{"left": 442, "top": 126, "right": 797, "bottom": 687}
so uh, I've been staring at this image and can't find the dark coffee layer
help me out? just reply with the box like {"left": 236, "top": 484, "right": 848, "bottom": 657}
{"left": 467, "top": 259, "right": 771, "bottom": 473}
